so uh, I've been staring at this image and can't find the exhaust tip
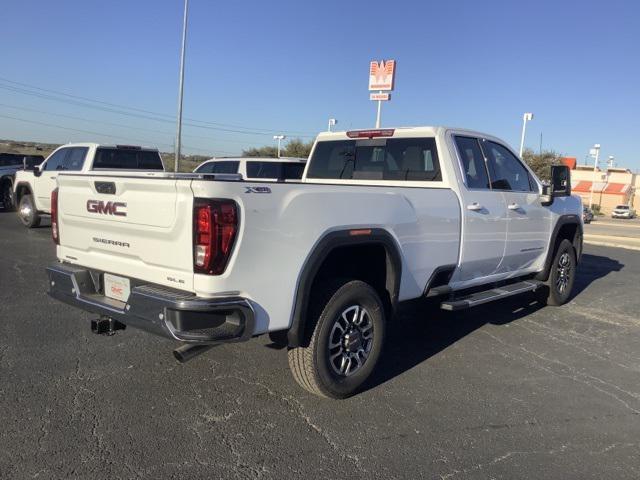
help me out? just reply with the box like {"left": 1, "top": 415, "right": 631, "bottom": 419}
{"left": 173, "top": 343, "right": 216, "bottom": 363}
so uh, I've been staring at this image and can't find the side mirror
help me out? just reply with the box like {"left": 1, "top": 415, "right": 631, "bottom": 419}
{"left": 33, "top": 164, "right": 42, "bottom": 177}
{"left": 551, "top": 165, "right": 571, "bottom": 197}
{"left": 540, "top": 165, "right": 571, "bottom": 206}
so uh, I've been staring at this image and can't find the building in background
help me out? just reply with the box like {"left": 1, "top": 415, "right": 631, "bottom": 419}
{"left": 563, "top": 157, "right": 637, "bottom": 213}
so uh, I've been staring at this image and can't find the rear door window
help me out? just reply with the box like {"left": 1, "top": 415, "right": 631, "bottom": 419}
{"left": 92, "top": 148, "right": 164, "bottom": 170}
{"left": 454, "top": 136, "right": 490, "bottom": 189}
{"left": 306, "top": 137, "right": 441, "bottom": 181}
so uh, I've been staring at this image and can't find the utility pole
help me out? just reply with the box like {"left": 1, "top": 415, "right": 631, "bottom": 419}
{"left": 273, "top": 135, "right": 286, "bottom": 158}
{"left": 588, "top": 144, "right": 601, "bottom": 209}
{"left": 375, "top": 91, "right": 383, "bottom": 128}
{"left": 174, "top": 0, "right": 189, "bottom": 172}
{"left": 519, "top": 112, "right": 534, "bottom": 158}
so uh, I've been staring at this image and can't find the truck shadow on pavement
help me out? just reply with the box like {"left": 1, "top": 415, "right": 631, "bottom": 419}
{"left": 365, "top": 253, "right": 624, "bottom": 393}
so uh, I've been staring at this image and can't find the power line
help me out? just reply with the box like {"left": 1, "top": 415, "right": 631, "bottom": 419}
{"left": 0, "top": 102, "right": 258, "bottom": 145}
{"left": 0, "top": 76, "right": 316, "bottom": 137}
{"left": 0, "top": 112, "right": 235, "bottom": 155}
{"left": 0, "top": 82, "right": 314, "bottom": 138}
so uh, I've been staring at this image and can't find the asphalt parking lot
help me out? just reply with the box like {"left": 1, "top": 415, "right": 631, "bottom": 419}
{"left": 584, "top": 217, "right": 640, "bottom": 250}
{"left": 1, "top": 211, "right": 639, "bottom": 479}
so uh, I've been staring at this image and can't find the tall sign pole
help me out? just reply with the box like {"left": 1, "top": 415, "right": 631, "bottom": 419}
{"left": 174, "top": 0, "right": 189, "bottom": 172}
{"left": 369, "top": 60, "right": 395, "bottom": 128}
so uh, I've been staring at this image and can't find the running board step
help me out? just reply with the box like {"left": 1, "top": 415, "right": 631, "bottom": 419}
{"left": 440, "top": 280, "right": 542, "bottom": 311}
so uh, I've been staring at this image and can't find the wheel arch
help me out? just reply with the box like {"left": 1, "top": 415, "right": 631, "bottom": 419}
{"left": 13, "top": 181, "right": 34, "bottom": 203}
{"left": 536, "top": 214, "right": 583, "bottom": 282}
{"left": 286, "top": 228, "right": 402, "bottom": 348}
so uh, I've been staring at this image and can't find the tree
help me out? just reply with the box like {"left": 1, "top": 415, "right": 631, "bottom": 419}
{"left": 242, "top": 138, "right": 314, "bottom": 159}
{"left": 242, "top": 146, "right": 278, "bottom": 158}
{"left": 283, "top": 138, "right": 314, "bottom": 158}
{"left": 521, "top": 148, "right": 563, "bottom": 182}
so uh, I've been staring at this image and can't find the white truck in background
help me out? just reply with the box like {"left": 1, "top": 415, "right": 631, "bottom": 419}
{"left": 194, "top": 156, "right": 307, "bottom": 181}
{"left": 14, "top": 143, "right": 164, "bottom": 227}
{"left": 46, "top": 127, "right": 583, "bottom": 398}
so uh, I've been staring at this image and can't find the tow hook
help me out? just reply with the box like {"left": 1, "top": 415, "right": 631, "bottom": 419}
{"left": 91, "top": 316, "right": 126, "bottom": 335}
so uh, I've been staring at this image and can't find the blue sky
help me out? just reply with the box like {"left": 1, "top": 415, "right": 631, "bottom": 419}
{"left": 1, "top": 0, "right": 639, "bottom": 169}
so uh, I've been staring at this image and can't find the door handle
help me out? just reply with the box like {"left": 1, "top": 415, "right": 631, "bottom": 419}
{"left": 507, "top": 203, "right": 521, "bottom": 210}
{"left": 466, "top": 202, "right": 483, "bottom": 211}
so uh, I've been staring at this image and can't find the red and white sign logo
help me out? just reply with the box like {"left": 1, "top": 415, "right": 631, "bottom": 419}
{"left": 369, "top": 60, "right": 396, "bottom": 91}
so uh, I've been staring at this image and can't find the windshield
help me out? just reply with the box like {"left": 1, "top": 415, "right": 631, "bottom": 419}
{"left": 306, "top": 137, "right": 441, "bottom": 181}
{"left": 616, "top": 205, "right": 629, "bottom": 210}
{"left": 92, "top": 148, "right": 164, "bottom": 170}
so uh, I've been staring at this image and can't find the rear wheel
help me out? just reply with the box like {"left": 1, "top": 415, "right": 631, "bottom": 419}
{"left": 539, "top": 239, "right": 576, "bottom": 306}
{"left": 18, "top": 194, "right": 41, "bottom": 228}
{"left": 288, "top": 279, "right": 386, "bottom": 399}
{"left": 1, "top": 180, "right": 14, "bottom": 211}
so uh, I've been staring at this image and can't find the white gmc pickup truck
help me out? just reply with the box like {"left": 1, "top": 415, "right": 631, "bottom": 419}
{"left": 14, "top": 143, "right": 164, "bottom": 228}
{"left": 47, "top": 127, "right": 583, "bottom": 398}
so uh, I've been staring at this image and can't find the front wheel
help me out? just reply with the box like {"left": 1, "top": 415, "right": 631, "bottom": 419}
{"left": 18, "top": 194, "right": 41, "bottom": 228}
{"left": 288, "top": 279, "right": 386, "bottom": 399}
{"left": 539, "top": 239, "right": 576, "bottom": 306}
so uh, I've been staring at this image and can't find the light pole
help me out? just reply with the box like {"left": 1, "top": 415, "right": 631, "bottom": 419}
{"left": 273, "top": 135, "right": 286, "bottom": 158}
{"left": 607, "top": 155, "right": 615, "bottom": 169}
{"left": 588, "top": 144, "right": 601, "bottom": 209}
{"left": 174, "top": 0, "right": 189, "bottom": 172}
{"left": 328, "top": 118, "right": 337, "bottom": 132}
{"left": 519, "top": 112, "right": 534, "bottom": 158}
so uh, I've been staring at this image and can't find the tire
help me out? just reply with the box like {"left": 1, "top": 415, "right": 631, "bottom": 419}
{"left": 18, "top": 194, "right": 41, "bottom": 228}
{"left": 287, "top": 279, "right": 386, "bottom": 399}
{"left": 539, "top": 239, "right": 576, "bottom": 306}
{"left": 1, "top": 180, "right": 14, "bottom": 211}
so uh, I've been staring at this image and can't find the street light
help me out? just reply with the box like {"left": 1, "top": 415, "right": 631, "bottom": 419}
{"left": 588, "top": 144, "right": 601, "bottom": 209}
{"left": 328, "top": 118, "right": 337, "bottom": 132}
{"left": 273, "top": 135, "right": 286, "bottom": 158}
{"left": 174, "top": 0, "right": 189, "bottom": 172}
{"left": 519, "top": 112, "right": 534, "bottom": 158}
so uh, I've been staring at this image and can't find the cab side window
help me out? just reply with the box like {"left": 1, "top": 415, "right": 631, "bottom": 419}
{"left": 63, "top": 147, "right": 88, "bottom": 171}
{"left": 483, "top": 141, "right": 533, "bottom": 192}
{"left": 454, "top": 136, "right": 490, "bottom": 189}
{"left": 196, "top": 161, "right": 239, "bottom": 174}
{"left": 43, "top": 149, "right": 69, "bottom": 171}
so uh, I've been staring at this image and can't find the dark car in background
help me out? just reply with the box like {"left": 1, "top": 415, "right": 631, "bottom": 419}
{"left": 582, "top": 206, "right": 594, "bottom": 224}
{"left": 0, "top": 153, "right": 44, "bottom": 211}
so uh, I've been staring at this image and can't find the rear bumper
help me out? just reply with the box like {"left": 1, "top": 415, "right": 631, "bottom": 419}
{"left": 46, "top": 263, "right": 255, "bottom": 344}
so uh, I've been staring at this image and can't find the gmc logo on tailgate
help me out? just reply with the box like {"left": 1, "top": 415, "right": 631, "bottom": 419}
{"left": 86, "top": 200, "right": 127, "bottom": 216}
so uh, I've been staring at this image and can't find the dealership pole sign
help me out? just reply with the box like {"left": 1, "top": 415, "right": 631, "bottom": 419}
{"left": 369, "top": 59, "right": 395, "bottom": 128}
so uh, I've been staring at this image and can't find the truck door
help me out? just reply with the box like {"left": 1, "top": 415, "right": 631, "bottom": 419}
{"left": 36, "top": 147, "right": 86, "bottom": 211}
{"left": 450, "top": 136, "right": 508, "bottom": 284}
{"left": 481, "top": 140, "right": 551, "bottom": 273}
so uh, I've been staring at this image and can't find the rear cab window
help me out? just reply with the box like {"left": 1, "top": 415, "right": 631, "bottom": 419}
{"left": 92, "top": 148, "right": 164, "bottom": 171}
{"left": 246, "top": 161, "right": 305, "bottom": 180}
{"left": 306, "top": 137, "right": 441, "bottom": 182}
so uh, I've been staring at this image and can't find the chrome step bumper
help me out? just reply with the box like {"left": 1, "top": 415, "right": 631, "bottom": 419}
{"left": 46, "top": 263, "right": 255, "bottom": 344}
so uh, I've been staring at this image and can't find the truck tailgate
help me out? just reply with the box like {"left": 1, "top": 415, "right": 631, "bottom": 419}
{"left": 56, "top": 174, "right": 196, "bottom": 291}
